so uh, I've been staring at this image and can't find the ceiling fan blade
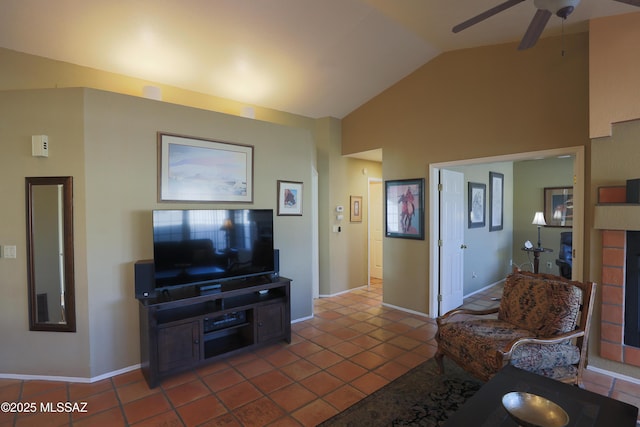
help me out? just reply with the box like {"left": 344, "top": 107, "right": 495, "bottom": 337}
{"left": 613, "top": 0, "right": 640, "bottom": 6}
{"left": 452, "top": 0, "right": 526, "bottom": 33}
{"left": 518, "top": 9, "right": 552, "bottom": 50}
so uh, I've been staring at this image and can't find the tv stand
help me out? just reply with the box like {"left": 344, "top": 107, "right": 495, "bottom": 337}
{"left": 138, "top": 276, "right": 291, "bottom": 388}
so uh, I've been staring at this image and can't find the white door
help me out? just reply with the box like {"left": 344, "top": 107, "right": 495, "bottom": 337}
{"left": 439, "top": 169, "right": 465, "bottom": 314}
{"left": 312, "top": 168, "right": 319, "bottom": 299}
{"left": 369, "top": 180, "right": 383, "bottom": 279}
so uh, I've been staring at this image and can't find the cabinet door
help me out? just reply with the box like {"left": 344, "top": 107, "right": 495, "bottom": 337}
{"left": 157, "top": 320, "right": 200, "bottom": 373}
{"left": 256, "top": 302, "right": 285, "bottom": 342}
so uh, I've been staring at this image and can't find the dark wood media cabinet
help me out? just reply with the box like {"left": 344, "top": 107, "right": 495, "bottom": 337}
{"left": 138, "top": 276, "right": 291, "bottom": 388}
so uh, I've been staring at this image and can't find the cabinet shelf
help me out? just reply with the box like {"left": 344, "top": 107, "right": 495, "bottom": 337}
{"left": 156, "top": 300, "right": 221, "bottom": 325}
{"left": 204, "top": 328, "right": 253, "bottom": 358}
{"left": 224, "top": 290, "right": 286, "bottom": 310}
{"left": 139, "top": 277, "right": 291, "bottom": 388}
{"left": 203, "top": 322, "right": 250, "bottom": 339}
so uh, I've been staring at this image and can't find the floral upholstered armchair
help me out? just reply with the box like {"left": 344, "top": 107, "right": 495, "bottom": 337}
{"left": 435, "top": 270, "right": 596, "bottom": 387}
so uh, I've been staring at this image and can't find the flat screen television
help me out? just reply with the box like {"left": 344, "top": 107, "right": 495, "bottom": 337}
{"left": 152, "top": 209, "right": 274, "bottom": 290}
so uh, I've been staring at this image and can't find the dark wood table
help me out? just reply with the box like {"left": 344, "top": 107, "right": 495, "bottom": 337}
{"left": 522, "top": 246, "right": 553, "bottom": 273}
{"left": 444, "top": 365, "right": 638, "bottom": 426}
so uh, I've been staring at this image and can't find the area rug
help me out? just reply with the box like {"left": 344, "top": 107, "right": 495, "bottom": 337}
{"left": 318, "top": 358, "right": 483, "bottom": 427}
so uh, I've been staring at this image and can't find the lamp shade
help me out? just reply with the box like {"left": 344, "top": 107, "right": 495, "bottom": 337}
{"left": 532, "top": 211, "right": 546, "bottom": 226}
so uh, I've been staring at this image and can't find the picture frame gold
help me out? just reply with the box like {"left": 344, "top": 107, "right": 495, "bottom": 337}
{"left": 350, "top": 196, "right": 363, "bottom": 222}
{"left": 544, "top": 186, "right": 573, "bottom": 227}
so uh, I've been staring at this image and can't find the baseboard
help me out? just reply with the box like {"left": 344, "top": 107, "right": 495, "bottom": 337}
{"left": 318, "top": 284, "right": 367, "bottom": 298}
{"left": 0, "top": 363, "right": 141, "bottom": 384}
{"left": 381, "top": 302, "right": 429, "bottom": 318}
{"left": 464, "top": 278, "right": 505, "bottom": 299}
{"left": 292, "top": 314, "right": 313, "bottom": 324}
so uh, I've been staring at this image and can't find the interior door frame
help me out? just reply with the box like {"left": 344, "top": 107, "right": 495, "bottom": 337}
{"left": 367, "top": 177, "right": 383, "bottom": 287}
{"left": 428, "top": 146, "right": 584, "bottom": 317}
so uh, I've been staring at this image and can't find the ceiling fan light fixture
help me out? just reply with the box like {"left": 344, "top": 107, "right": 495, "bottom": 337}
{"left": 556, "top": 5, "right": 574, "bottom": 18}
{"left": 455, "top": 0, "right": 639, "bottom": 51}
{"left": 534, "top": 0, "right": 580, "bottom": 16}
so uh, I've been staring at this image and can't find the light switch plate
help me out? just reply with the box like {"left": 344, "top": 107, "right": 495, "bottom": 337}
{"left": 2, "top": 245, "right": 16, "bottom": 259}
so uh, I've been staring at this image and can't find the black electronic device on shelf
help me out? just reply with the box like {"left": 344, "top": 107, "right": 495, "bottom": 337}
{"left": 203, "top": 311, "right": 246, "bottom": 333}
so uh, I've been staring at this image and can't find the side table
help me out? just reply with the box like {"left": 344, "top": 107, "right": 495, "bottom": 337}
{"left": 521, "top": 246, "right": 553, "bottom": 274}
{"left": 444, "top": 364, "right": 638, "bottom": 426}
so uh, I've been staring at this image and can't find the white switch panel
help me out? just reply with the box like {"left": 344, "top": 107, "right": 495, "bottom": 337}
{"left": 32, "top": 135, "right": 49, "bottom": 157}
{"left": 3, "top": 245, "right": 16, "bottom": 259}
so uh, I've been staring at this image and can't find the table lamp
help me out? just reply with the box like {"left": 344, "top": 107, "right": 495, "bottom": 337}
{"left": 532, "top": 211, "right": 546, "bottom": 248}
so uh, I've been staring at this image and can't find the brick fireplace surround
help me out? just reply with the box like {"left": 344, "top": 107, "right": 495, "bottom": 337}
{"left": 601, "top": 230, "right": 640, "bottom": 367}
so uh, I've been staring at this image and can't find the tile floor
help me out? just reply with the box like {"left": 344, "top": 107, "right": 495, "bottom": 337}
{"left": 1, "top": 279, "right": 639, "bottom": 426}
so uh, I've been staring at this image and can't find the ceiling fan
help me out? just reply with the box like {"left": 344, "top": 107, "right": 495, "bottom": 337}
{"left": 453, "top": 0, "right": 640, "bottom": 50}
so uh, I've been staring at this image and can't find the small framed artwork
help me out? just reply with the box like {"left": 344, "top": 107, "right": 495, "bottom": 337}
{"left": 158, "top": 132, "right": 253, "bottom": 202}
{"left": 277, "top": 180, "right": 303, "bottom": 216}
{"left": 385, "top": 178, "right": 424, "bottom": 240}
{"left": 489, "top": 172, "right": 504, "bottom": 231}
{"left": 468, "top": 182, "right": 486, "bottom": 229}
{"left": 350, "top": 196, "right": 363, "bottom": 222}
{"left": 544, "top": 186, "right": 573, "bottom": 227}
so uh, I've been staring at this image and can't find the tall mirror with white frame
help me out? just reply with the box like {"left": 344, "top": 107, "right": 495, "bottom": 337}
{"left": 26, "top": 176, "right": 76, "bottom": 332}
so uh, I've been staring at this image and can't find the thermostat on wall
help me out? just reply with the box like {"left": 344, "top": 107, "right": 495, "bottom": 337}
{"left": 32, "top": 135, "right": 49, "bottom": 157}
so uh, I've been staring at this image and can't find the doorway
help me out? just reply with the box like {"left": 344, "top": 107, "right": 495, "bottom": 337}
{"left": 438, "top": 169, "right": 465, "bottom": 314}
{"left": 428, "top": 147, "right": 585, "bottom": 317}
{"left": 369, "top": 178, "right": 383, "bottom": 283}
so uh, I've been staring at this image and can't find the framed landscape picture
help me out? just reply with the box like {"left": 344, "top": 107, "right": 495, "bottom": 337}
{"left": 385, "top": 178, "right": 424, "bottom": 240}
{"left": 158, "top": 133, "right": 253, "bottom": 202}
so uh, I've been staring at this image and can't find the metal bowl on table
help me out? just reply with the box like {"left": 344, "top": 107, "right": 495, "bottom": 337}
{"left": 502, "top": 392, "right": 569, "bottom": 427}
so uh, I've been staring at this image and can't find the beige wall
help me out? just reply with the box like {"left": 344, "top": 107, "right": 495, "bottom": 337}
{"left": 0, "top": 46, "right": 379, "bottom": 378}
{"left": 344, "top": 159, "right": 383, "bottom": 290}
{"left": 343, "top": 32, "right": 589, "bottom": 314}
{"left": 590, "top": 119, "right": 640, "bottom": 377}
{"left": 0, "top": 88, "right": 316, "bottom": 378}
{"left": 4, "top": 12, "right": 639, "bottom": 380}
{"left": 589, "top": 12, "right": 640, "bottom": 138}
{"left": 343, "top": 13, "right": 640, "bottom": 379}
{"left": 315, "top": 118, "right": 382, "bottom": 296}
{"left": 588, "top": 12, "right": 640, "bottom": 377}
{"left": 0, "top": 47, "right": 315, "bottom": 130}
{"left": 512, "top": 157, "right": 574, "bottom": 273}
{"left": 0, "top": 89, "right": 91, "bottom": 377}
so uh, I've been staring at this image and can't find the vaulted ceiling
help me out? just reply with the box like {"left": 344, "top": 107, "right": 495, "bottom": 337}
{"left": 0, "top": 0, "right": 637, "bottom": 118}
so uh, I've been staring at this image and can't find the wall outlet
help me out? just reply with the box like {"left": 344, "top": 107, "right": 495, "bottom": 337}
{"left": 472, "top": 272, "right": 478, "bottom": 279}
{"left": 546, "top": 261, "right": 553, "bottom": 269}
